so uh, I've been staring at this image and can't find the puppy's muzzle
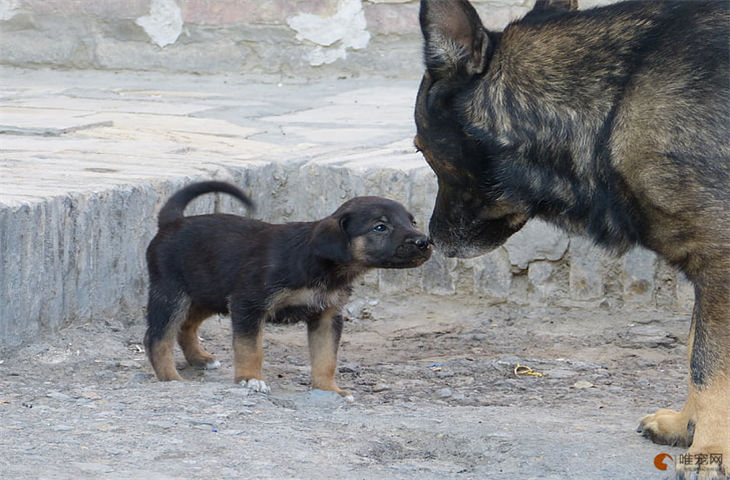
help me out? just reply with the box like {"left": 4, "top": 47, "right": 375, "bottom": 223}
{"left": 396, "top": 235, "right": 433, "bottom": 260}
{"left": 410, "top": 236, "right": 432, "bottom": 251}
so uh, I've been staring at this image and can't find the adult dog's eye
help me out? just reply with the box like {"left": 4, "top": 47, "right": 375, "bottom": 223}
{"left": 373, "top": 224, "right": 388, "bottom": 232}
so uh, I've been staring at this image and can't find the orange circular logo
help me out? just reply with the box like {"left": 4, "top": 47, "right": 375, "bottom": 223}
{"left": 654, "top": 453, "right": 673, "bottom": 471}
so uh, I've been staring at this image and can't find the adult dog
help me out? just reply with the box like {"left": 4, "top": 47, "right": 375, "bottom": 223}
{"left": 145, "top": 181, "right": 431, "bottom": 397}
{"left": 414, "top": 0, "right": 729, "bottom": 477}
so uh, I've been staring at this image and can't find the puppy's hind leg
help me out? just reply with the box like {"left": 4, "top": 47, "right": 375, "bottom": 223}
{"left": 144, "top": 287, "right": 190, "bottom": 381}
{"left": 178, "top": 304, "right": 220, "bottom": 370}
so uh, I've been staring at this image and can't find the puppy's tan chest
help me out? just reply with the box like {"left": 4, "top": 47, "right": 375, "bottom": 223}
{"left": 267, "top": 287, "right": 349, "bottom": 313}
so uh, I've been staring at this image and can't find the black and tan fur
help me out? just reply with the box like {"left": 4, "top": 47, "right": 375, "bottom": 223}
{"left": 145, "top": 181, "right": 431, "bottom": 396}
{"left": 414, "top": 0, "right": 729, "bottom": 477}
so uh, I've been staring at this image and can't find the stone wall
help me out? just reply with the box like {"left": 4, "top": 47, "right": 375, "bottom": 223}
{"left": 1, "top": 156, "right": 694, "bottom": 351}
{"left": 0, "top": 0, "right": 614, "bottom": 76}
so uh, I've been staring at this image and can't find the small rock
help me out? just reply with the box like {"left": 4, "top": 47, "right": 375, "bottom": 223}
{"left": 126, "top": 373, "right": 154, "bottom": 385}
{"left": 117, "top": 360, "right": 141, "bottom": 369}
{"left": 617, "top": 326, "right": 678, "bottom": 348}
{"left": 46, "top": 391, "right": 72, "bottom": 401}
{"left": 338, "top": 364, "right": 361, "bottom": 375}
{"left": 497, "top": 354, "right": 522, "bottom": 365}
{"left": 436, "top": 387, "right": 453, "bottom": 399}
{"left": 372, "top": 383, "right": 390, "bottom": 393}
{"left": 95, "top": 370, "right": 116, "bottom": 381}
{"left": 572, "top": 380, "right": 594, "bottom": 389}
{"left": 294, "top": 389, "right": 350, "bottom": 407}
{"left": 544, "top": 368, "right": 577, "bottom": 379}
{"left": 79, "top": 390, "right": 102, "bottom": 400}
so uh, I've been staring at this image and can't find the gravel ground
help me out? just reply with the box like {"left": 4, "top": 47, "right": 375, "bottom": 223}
{"left": 0, "top": 292, "right": 690, "bottom": 479}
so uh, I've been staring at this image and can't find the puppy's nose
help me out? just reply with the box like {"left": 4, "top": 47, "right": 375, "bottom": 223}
{"left": 412, "top": 237, "right": 431, "bottom": 251}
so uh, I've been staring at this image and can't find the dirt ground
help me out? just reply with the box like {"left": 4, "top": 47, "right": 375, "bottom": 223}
{"left": 0, "top": 291, "right": 690, "bottom": 479}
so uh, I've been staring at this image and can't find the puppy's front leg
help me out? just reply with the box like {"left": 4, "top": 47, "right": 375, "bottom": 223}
{"left": 308, "top": 307, "right": 350, "bottom": 399}
{"left": 231, "top": 303, "right": 270, "bottom": 393}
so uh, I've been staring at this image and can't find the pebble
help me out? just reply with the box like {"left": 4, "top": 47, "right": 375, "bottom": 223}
{"left": 543, "top": 368, "right": 576, "bottom": 379}
{"left": 126, "top": 373, "right": 154, "bottom": 385}
{"left": 46, "top": 391, "right": 72, "bottom": 401}
{"left": 436, "top": 387, "right": 453, "bottom": 399}
{"left": 293, "top": 389, "right": 350, "bottom": 407}
{"left": 372, "top": 383, "right": 391, "bottom": 393}
{"left": 572, "top": 381, "right": 594, "bottom": 389}
{"left": 496, "top": 354, "right": 522, "bottom": 365}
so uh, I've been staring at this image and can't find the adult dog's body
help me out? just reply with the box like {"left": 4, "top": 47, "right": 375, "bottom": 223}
{"left": 414, "top": 0, "right": 729, "bottom": 477}
{"left": 145, "top": 181, "right": 431, "bottom": 396}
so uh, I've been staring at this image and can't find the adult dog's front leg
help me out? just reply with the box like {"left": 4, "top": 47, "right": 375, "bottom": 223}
{"left": 640, "top": 279, "right": 729, "bottom": 479}
{"left": 307, "top": 307, "right": 350, "bottom": 398}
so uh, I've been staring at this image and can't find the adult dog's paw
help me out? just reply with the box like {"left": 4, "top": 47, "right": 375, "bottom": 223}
{"left": 638, "top": 409, "right": 694, "bottom": 447}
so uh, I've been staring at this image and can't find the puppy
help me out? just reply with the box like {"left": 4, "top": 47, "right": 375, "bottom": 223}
{"left": 144, "top": 181, "right": 431, "bottom": 396}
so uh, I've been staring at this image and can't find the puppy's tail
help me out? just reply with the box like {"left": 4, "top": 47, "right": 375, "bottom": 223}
{"left": 157, "top": 181, "right": 255, "bottom": 228}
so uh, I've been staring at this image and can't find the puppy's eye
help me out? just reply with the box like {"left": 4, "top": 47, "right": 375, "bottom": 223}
{"left": 373, "top": 224, "right": 388, "bottom": 233}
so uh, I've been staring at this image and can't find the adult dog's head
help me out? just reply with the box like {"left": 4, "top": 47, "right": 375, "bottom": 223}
{"left": 414, "top": 70, "right": 528, "bottom": 258}
{"left": 414, "top": 0, "right": 575, "bottom": 258}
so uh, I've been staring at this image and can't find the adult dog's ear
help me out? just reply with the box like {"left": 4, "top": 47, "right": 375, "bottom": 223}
{"left": 419, "top": 0, "right": 491, "bottom": 80}
{"left": 311, "top": 215, "right": 351, "bottom": 264}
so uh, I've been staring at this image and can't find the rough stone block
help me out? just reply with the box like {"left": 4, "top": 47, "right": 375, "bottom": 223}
{"left": 528, "top": 260, "right": 565, "bottom": 304}
{"left": 621, "top": 246, "right": 656, "bottom": 305}
{"left": 468, "top": 248, "right": 513, "bottom": 299}
{"left": 676, "top": 275, "right": 695, "bottom": 311}
{"left": 503, "top": 219, "right": 569, "bottom": 270}
{"left": 568, "top": 237, "right": 607, "bottom": 301}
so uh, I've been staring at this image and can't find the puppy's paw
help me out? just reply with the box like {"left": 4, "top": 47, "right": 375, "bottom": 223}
{"left": 333, "top": 388, "right": 354, "bottom": 403}
{"left": 637, "top": 409, "right": 694, "bottom": 447}
{"left": 204, "top": 359, "right": 221, "bottom": 370}
{"left": 239, "top": 378, "right": 270, "bottom": 394}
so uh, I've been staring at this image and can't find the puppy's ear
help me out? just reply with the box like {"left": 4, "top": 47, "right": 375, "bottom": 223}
{"left": 419, "top": 0, "right": 491, "bottom": 80}
{"left": 311, "top": 215, "right": 351, "bottom": 264}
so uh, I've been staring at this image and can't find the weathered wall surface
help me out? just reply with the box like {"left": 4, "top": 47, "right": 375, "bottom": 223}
{"left": 0, "top": 0, "right": 614, "bottom": 76}
{"left": 0, "top": 157, "right": 693, "bottom": 351}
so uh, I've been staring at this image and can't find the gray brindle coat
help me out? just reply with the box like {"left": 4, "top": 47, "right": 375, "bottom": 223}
{"left": 414, "top": 1, "right": 729, "bottom": 478}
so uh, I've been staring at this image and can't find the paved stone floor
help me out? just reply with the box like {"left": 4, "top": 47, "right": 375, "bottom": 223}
{"left": 0, "top": 66, "right": 423, "bottom": 205}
